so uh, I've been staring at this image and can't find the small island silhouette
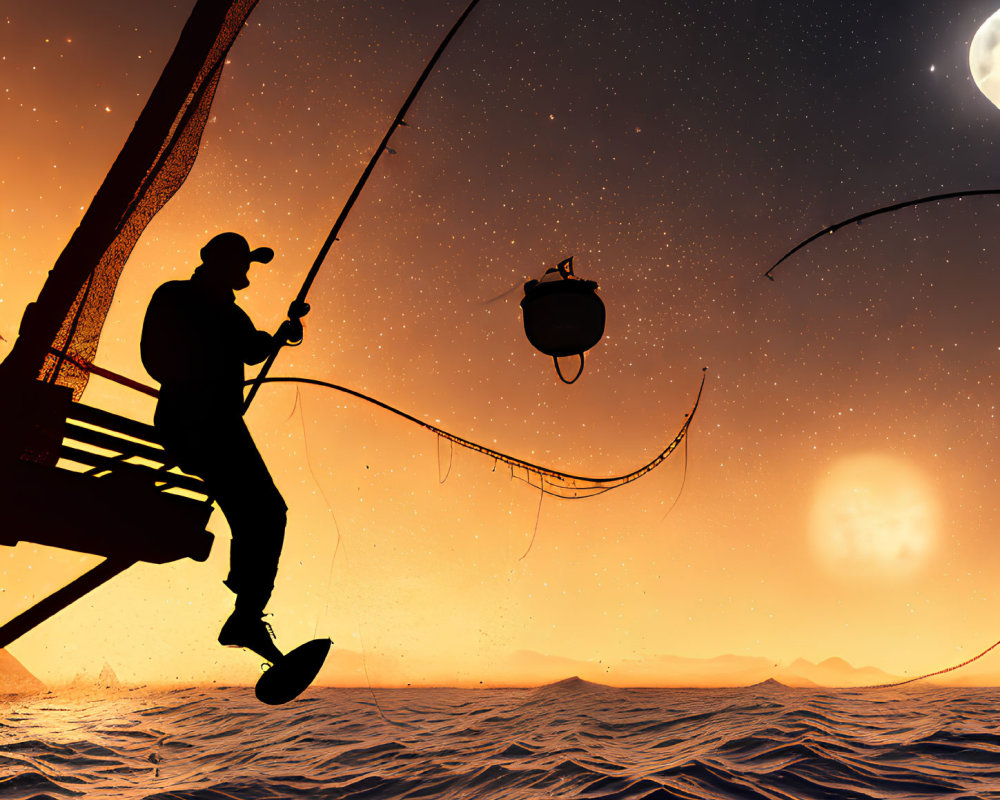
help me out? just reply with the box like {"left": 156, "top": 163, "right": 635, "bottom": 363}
{"left": 0, "top": 648, "right": 45, "bottom": 695}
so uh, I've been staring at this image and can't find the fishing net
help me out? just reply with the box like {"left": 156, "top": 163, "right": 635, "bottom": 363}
{"left": 39, "top": 0, "right": 261, "bottom": 400}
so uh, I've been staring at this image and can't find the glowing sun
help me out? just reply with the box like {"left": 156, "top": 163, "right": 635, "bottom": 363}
{"left": 971, "top": 8, "right": 1000, "bottom": 111}
{"left": 809, "top": 453, "right": 938, "bottom": 579}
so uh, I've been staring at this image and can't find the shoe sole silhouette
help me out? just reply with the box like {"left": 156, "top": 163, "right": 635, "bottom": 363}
{"left": 255, "top": 638, "right": 332, "bottom": 705}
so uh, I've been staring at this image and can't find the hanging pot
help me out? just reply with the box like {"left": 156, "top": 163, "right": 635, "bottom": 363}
{"left": 520, "top": 257, "right": 605, "bottom": 384}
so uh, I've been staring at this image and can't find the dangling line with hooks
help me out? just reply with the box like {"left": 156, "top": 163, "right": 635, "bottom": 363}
{"left": 248, "top": 371, "right": 706, "bottom": 500}
{"left": 764, "top": 188, "right": 1000, "bottom": 280}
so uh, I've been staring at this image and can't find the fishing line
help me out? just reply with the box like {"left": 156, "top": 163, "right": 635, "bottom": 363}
{"left": 284, "top": 384, "right": 302, "bottom": 423}
{"left": 659, "top": 428, "right": 690, "bottom": 524}
{"left": 291, "top": 386, "right": 395, "bottom": 725}
{"left": 437, "top": 436, "right": 454, "bottom": 484}
{"left": 482, "top": 284, "right": 522, "bottom": 305}
{"left": 861, "top": 636, "right": 1000, "bottom": 690}
{"left": 518, "top": 483, "right": 545, "bottom": 561}
{"left": 291, "top": 386, "right": 340, "bottom": 640}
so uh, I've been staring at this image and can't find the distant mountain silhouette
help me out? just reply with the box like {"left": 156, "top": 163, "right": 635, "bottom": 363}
{"left": 0, "top": 649, "right": 45, "bottom": 694}
{"left": 308, "top": 646, "right": 913, "bottom": 689}
{"left": 70, "top": 661, "right": 123, "bottom": 690}
{"left": 529, "top": 676, "right": 620, "bottom": 698}
{"left": 747, "top": 678, "right": 795, "bottom": 689}
{"left": 98, "top": 662, "right": 121, "bottom": 689}
{"left": 610, "top": 652, "right": 900, "bottom": 688}
{"left": 544, "top": 676, "right": 609, "bottom": 691}
{"left": 277, "top": 643, "right": 942, "bottom": 689}
{"left": 781, "top": 657, "right": 896, "bottom": 687}
{"left": 505, "top": 651, "right": 904, "bottom": 689}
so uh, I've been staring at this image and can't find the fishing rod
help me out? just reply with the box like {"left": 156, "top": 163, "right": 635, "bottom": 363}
{"left": 764, "top": 188, "right": 1000, "bottom": 281}
{"left": 244, "top": 0, "right": 485, "bottom": 412}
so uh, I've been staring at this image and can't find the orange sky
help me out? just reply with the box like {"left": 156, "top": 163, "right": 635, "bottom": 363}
{"left": 5, "top": 0, "right": 1000, "bottom": 688}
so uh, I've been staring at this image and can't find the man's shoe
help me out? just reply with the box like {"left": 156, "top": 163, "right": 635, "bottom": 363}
{"left": 219, "top": 611, "right": 284, "bottom": 664}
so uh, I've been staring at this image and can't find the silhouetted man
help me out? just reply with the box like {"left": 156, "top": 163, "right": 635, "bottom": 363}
{"left": 140, "top": 232, "right": 304, "bottom": 664}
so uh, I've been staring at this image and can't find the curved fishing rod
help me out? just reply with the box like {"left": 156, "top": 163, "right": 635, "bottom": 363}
{"left": 764, "top": 188, "right": 1000, "bottom": 281}
{"left": 244, "top": 0, "right": 485, "bottom": 411}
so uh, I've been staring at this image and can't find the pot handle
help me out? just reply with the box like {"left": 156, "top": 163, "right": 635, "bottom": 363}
{"left": 553, "top": 353, "right": 585, "bottom": 384}
{"left": 556, "top": 256, "right": 575, "bottom": 279}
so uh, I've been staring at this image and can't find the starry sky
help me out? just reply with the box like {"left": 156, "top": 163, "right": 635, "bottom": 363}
{"left": 5, "top": 0, "right": 1000, "bottom": 688}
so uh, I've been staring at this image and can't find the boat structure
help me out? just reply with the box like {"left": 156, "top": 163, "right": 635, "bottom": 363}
{"left": 0, "top": 0, "right": 260, "bottom": 651}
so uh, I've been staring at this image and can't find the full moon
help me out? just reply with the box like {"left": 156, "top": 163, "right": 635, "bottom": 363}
{"left": 971, "top": 8, "right": 1000, "bottom": 111}
{"left": 809, "top": 453, "right": 939, "bottom": 579}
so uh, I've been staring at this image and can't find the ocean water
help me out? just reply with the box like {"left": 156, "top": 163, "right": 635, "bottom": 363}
{"left": 3, "top": 678, "right": 1000, "bottom": 799}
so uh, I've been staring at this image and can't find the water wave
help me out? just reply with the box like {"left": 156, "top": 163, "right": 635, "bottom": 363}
{"left": 2, "top": 681, "right": 1000, "bottom": 798}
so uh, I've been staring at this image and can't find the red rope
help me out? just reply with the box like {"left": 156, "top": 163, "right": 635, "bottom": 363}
{"left": 47, "top": 347, "right": 159, "bottom": 398}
